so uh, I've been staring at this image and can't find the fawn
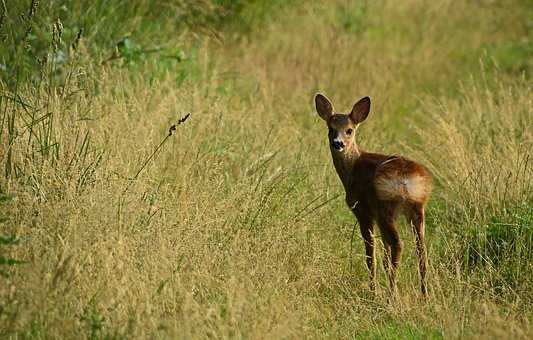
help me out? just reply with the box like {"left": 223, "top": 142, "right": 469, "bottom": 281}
{"left": 314, "top": 93, "right": 432, "bottom": 297}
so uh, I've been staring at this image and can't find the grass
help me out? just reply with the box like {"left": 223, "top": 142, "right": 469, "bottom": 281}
{"left": 0, "top": 0, "right": 532, "bottom": 338}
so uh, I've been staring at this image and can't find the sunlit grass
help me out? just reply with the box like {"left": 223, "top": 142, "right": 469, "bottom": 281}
{"left": 0, "top": 0, "right": 531, "bottom": 338}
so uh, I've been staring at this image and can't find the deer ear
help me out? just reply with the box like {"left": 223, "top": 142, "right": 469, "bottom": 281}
{"left": 349, "top": 96, "right": 371, "bottom": 124}
{"left": 315, "top": 93, "right": 333, "bottom": 121}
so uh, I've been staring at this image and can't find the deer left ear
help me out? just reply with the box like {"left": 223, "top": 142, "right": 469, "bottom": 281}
{"left": 350, "top": 96, "right": 371, "bottom": 124}
{"left": 315, "top": 93, "right": 334, "bottom": 122}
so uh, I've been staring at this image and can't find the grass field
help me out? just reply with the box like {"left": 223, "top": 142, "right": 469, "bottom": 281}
{"left": 1, "top": 0, "right": 532, "bottom": 338}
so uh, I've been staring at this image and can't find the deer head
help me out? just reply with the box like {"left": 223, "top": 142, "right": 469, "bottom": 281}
{"left": 315, "top": 94, "right": 370, "bottom": 155}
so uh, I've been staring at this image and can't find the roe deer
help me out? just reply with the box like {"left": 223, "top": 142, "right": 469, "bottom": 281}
{"left": 314, "top": 93, "right": 432, "bottom": 297}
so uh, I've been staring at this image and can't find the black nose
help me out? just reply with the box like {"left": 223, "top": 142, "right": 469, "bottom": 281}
{"left": 332, "top": 140, "right": 344, "bottom": 150}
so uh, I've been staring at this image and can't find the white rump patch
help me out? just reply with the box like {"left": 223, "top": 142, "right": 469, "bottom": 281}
{"left": 375, "top": 174, "right": 429, "bottom": 202}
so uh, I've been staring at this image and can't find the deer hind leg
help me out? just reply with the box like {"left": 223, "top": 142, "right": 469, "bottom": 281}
{"left": 408, "top": 203, "right": 428, "bottom": 297}
{"left": 377, "top": 203, "right": 402, "bottom": 297}
{"left": 355, "top": 211, "right": 376, "bottom": 291}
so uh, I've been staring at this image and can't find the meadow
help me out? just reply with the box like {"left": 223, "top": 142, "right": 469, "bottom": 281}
{"left": 0, "top": 0, "right": 531, "bottom": 338}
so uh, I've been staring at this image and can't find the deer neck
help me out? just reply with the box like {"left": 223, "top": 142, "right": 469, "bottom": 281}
{"left": 330, "top": 144, "right": 361, "bottom": 190}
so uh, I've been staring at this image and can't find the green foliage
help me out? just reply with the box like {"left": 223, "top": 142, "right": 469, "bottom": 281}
{"left": 358, "top": 322, "right": 444, "bottom": 340}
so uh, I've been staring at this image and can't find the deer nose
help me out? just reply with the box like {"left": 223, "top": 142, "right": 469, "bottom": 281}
{"left": 332, "top": 140, "right": 344, "bottom": 150}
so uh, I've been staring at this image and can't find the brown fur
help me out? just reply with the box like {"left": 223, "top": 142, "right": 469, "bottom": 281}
{"left": 315, "top": 94, "right": 432, "bottom": 297}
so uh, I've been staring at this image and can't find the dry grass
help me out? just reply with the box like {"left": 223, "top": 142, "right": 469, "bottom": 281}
{"left": 1, "top": 0, "right": 532, "bottom": 338}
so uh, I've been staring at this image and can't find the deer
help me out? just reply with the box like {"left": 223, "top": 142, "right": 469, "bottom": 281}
{"left": 314, "top": 93, "right": 432, "bottom": 297}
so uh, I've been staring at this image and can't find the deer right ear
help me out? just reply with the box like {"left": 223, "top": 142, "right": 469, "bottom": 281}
{"left": 315, "top": 94, "right": 333, "bottom": 121}
{"left": 349, "top": 96, "right": 371, "bottom": 124}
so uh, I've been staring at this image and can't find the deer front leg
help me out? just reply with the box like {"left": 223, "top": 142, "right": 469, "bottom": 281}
{"left": 355, "top": 212, "right": 376, "bottom": 291}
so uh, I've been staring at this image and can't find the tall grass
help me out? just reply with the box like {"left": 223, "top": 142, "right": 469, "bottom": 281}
{"left": 0, "top": 0, "right": 531, "bottom": 338}
{"left": 413, "top": 78, "right": 532, "bottom": 302}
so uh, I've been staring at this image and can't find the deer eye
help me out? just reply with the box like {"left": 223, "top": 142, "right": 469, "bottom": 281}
{"left": 346, "top": 128, "right": 353, "bottom": 135}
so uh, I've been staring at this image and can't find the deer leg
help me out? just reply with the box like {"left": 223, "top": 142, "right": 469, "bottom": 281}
{"left": 409, "top": 203, "right": 428, "bottom": 297}
{"left": 389, "top": 231, "right": 403, "bottom": 297}
{"left": 378, "top": 203, "right": 402, "bottom": 297}
{"left": 355, "top": 212, "right": 376, "bottom": 291}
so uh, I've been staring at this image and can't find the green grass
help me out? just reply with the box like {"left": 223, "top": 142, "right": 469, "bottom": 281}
{"left": 1, "top": 0, "right": 532, "bottom": 338}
